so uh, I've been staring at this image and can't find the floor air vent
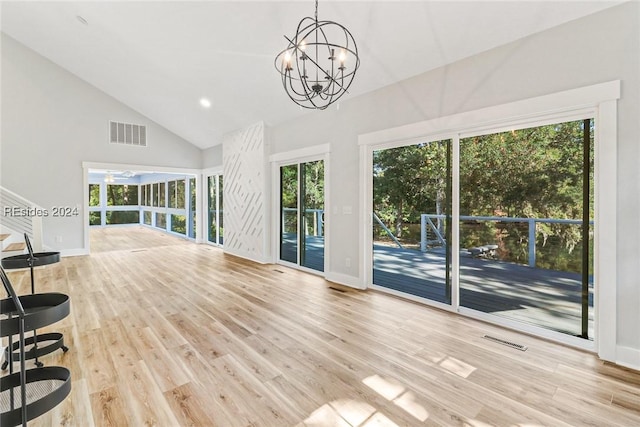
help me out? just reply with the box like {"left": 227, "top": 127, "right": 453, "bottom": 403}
{"left": 329, "top": 287, "right": 347, "bottom": 293}
{"left": 482, "top": 335, "right": 528, "bottom": 351}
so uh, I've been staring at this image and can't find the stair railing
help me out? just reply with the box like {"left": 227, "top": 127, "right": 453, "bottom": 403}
{"left": 0, "top": 186, "right": 44, "bottom": 252}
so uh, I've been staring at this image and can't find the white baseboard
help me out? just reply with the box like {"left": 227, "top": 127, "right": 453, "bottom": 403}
{"left": 2, "top": 246, "right": 87, "bottom": 259}
{"left": 324, "top": 272, "right": 365, "bottom": 290}
{"left": 616, "top": 345, "right": 640, "bottom": 372}
{"left": 223, "top": 247, "right": 270, "bottom": 265}
{"left": 60, "top": 248, "right": 89, "bottom": 257}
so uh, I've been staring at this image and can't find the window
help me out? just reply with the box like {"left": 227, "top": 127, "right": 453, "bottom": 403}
{"left": 207, "top": 175, "right": 223, "bottom": 245}
{"left": 171, "top": 214, "right": 186, "bottom": 234}
{"left": 87, "top": 173, "right": 196, "bottom": 237}
{"left": 159, "top": 182, "right": 166, "bottom": 207}
{"left": 168, "top": 180, "right": 177, "bottom": 208}
{"left": 189, "top": 177, "right": 196, "bottom": 239}
{"left": 141, "top": 185, "right": 147, "bottom": 207}
{"left": 155, "top": 212, "right": 166, "bottom": 229}
{"left": 167, "top": 179, "right": 185, "bottom": 209}
{"left": 89, "top": 211, "right": 101, "bottom": 226}
{"left": 106, "top": 184, "right": 138, "bottom": 206}
{"left": 176, "top": 179, "right": 185, "bottom": 209}
{"left": 89, "top": 184, "right": 100, "bottom": 207}
{"left": 146, "top": 184, "right": 152, "bottom": 206}
{"left": 106, "top": 211, "right": 139, "bottom": 225}
{"left": 152, "top": 183, "right": 159, "bottom": 207}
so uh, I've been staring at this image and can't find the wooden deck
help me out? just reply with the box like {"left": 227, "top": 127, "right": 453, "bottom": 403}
{"left": 281, "top": 233, "right": 324, "bottom": 272}
{"left": 279, "top": 234, "right": 594, "bottom": 338}
{"left": 373, "top": 244, "right": 594, "bottom": 338}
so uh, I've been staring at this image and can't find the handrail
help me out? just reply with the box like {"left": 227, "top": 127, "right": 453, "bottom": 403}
{"left": 420, "top": 213, "right": 594, "bottom": 267}
{"left": 0, "top": 186, "right": 46, "bottom": 210}
{"left": 0, "top": 186, "right": 44, "bottom": 252}
{"left": 373, "top": 212, "right": 403, "bottom": 249}
{"left": 282, "top": 207, "right": 324, "bottom": 237}
{"left": 420, "top": 215, "right": 446, "bottom": 251}
{"left": 423, "top": 213, "right": 593, "bottom": 225}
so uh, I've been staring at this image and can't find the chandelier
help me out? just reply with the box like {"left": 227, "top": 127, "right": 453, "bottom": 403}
{"left": 275, "top": 0, "right": 360, "bottom": 110}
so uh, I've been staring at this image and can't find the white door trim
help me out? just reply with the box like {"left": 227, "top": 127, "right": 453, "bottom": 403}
{"left": 358, "top": 80, "right": 620, "bottom": 361}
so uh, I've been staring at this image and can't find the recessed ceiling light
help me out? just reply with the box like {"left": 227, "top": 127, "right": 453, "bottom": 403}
{"left": 199, "top": 98, "right": 212, "bottom": 108}
{"left": 76, "top": 15, "right": 88, "bottom": 25}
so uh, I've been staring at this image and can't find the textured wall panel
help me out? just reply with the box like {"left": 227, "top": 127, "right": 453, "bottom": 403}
{"left": 223, "top": 122, "right": 267, "bottom": 261}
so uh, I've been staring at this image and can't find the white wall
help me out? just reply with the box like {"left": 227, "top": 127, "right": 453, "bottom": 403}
{"left": 1, "top": 34, "right": 202, "bottom": 252}
{"left": 269, "top": 3, "right": 640, "bottom": 363}
{"left": 202, "top": 144, "right": 223, "bottom": 169}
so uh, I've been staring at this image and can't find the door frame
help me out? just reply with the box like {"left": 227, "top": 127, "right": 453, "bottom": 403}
{"left": 203, "top": 166, "right": 223, "bottom": 246}
{"left": 270, "top": 144, "right": 331, "bottom": 275}
{"left": 358, "top": 81, "right": 619, "bottom": 360}
{"left": 82, "top": 161, "right": 202, "bottom": 252}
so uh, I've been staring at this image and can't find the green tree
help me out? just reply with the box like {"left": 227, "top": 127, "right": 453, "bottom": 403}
{"left": 89, "top": 184, "right": 100, "bottom": 207}
{"left": 374, "top": 141, "right": 449, "bottom": 238}
{"left": 373, "top": 119, "right": 593, "bottom": 271}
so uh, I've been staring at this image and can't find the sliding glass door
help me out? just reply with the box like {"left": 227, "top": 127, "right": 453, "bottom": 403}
{"left": 459, "top": 119, "right": 594, "bottom": 338}
{"left": 372, "top": 140, "right": 452, "bottom": 304}
{"left": 188, "top": 177, "right": 196, "bottom": 239}
{"left": 207, "top": 174, "right": 224, "bottom": 245}
{"left": 371, "top": 118, "right": 594, "bottom": 340}
{"left": 280, "top": 160, "right": 325, "bottom": 272}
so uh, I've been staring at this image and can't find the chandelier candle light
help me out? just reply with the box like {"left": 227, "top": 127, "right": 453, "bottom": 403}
{"left": 275, "top": 0, "right": 360, "bottom": 110}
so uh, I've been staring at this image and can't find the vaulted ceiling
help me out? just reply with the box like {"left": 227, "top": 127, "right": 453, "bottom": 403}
{"left": 1, "top": 1, "right": 621, "bottom": 149}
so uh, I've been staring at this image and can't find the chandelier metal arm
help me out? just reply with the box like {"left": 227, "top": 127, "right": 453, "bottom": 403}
{"left": 275, "top": 0, "right": 360, "bottom": 110}
{"left": 283, "top": 35, "right": 348, "bottom": 94}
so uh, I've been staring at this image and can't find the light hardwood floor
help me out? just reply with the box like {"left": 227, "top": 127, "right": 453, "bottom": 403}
{"left": 89, "top": 225, "right": 192, "bottom": 253}
{"left": 2, "top": 227, "right": 639, "bottom": 426}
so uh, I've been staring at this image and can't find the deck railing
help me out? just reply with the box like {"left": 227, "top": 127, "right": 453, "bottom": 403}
{"left": 420, "top": 213, "right": 593, "bottom": 267}
{"left": 373, "top": 212, "right": 403, "bottom": 249}
{"left": 282, "top": 208, "right": 324, "bottom": 236}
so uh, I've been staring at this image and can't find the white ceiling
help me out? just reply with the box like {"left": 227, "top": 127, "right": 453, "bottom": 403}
{"left": 1, "top": 1, "right": 621, "bottom": 149}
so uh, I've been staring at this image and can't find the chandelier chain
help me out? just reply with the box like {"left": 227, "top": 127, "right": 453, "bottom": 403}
{"left": 315, "top": 0, "right": 319, "bottom": 83}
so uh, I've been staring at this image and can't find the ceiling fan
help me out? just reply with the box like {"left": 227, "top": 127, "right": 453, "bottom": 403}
{"left": 103, "top": 171, "right": 136, "bottom": 183}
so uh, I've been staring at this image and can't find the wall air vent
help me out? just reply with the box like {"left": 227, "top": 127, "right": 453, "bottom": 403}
{"left": 109, "top": 121, "right": 147, "bottom": 147}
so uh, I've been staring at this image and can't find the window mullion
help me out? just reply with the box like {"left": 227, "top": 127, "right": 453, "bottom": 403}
{"left": 451, "top": 134, "right": 461, "bottom": 311}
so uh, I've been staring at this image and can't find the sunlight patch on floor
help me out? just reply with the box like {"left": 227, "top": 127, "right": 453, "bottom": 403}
{"left": 393, "top": 391, "right": 428, "bottom": 422}
{"left": 329, "top": 399, "right": 377, "bottom": 426}
{"left": 438, "top": 355, "right": 477, "bottom": 378}
{"left": 301, "top": 403, "right": 352, "bottom": 427}
{"left": 417, "top": 343, "right": 477, "bottom": 378}
{"left": 420, "top": 349, "right": 448, "bottom": 364}
{"left": 361, "top": 412, "right": 400, "bottom": 426}
{"left": 362, "top": 374, "right": 430, "bottom": 422}
{"left": 300, "top": 400, "right": 400, "bottom": 427}
{"left": 362, "top": 374, "right": 405, "bottom": 400}
{"left": 462, "top": 419, "right": 495, "bottom": 427}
